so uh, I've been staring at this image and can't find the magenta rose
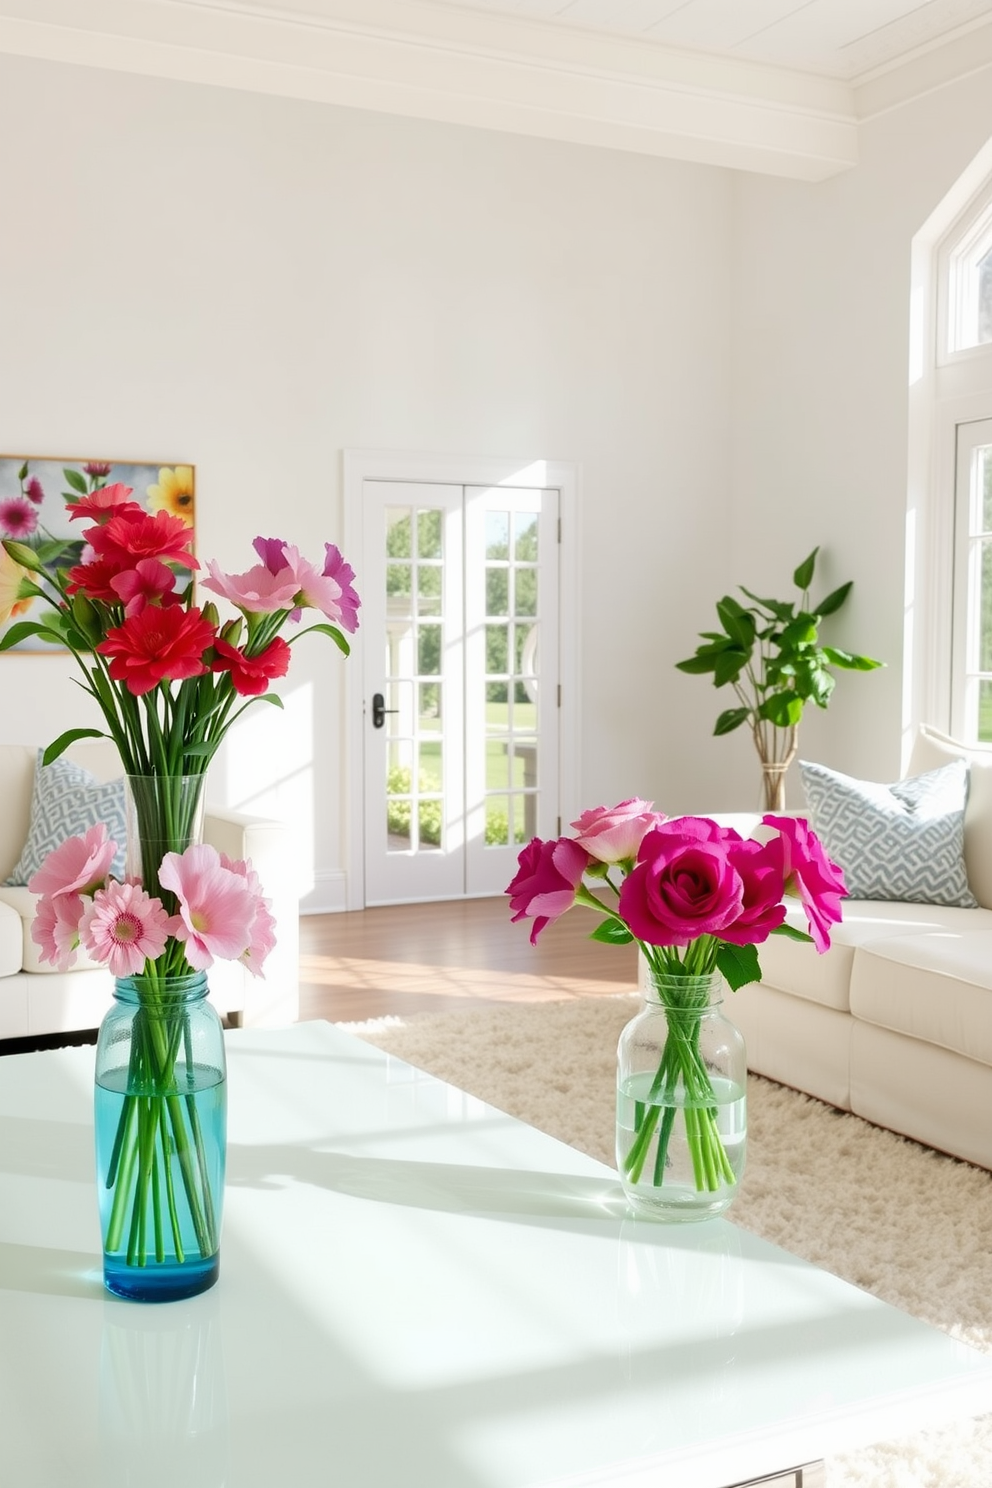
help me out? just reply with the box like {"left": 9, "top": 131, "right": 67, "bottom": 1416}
{"left": 570, "top": 798, "right": 665, "bottom": 864}
{"left": 618, "top": 818, "right": 745, "bottom": 947}
{"left": 718, "top": 836, "right": 788, "bottom": 946}
{"left": 764, "top": 814, "right": 847, "bottom": 952}
{"left": 506, "top": 836, "right": 590, "bottom": 945}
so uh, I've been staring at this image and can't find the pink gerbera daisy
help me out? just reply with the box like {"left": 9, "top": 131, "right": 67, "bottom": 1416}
{"left": 32, "top": 892, "right": 86, "bottom": 971}
{"left": 78, "top": 880, "right": 171, "bottom": 978}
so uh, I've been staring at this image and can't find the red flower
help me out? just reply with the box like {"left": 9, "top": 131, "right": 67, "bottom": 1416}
{"left": 65, "top": 558, "right": 128, "bottom": 604}
{"left": 210, "top": 635, "right": 291, "bottom": 696}
{"left": 98, "top": 605, "right": 217, "bottom": 695}
{"left": 66, "top": 483, "right": 142, "bottom": 524}
{"left": 87, "top": 509, "right": 196, "bottom": 569}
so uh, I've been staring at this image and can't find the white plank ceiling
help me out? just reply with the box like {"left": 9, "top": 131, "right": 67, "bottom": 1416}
{"left": 409, "top": 0, "right": 992, "bottom": 81}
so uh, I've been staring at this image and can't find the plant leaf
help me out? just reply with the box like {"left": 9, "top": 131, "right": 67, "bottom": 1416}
{"left": 759, "top": 691, "right": 804, "bottom": 726}
{"left": 714, "top": 707, "right": 750, "bottom": 735}
{"left": 793, "top": 547, "right": 818, "bottom": 591}
{"left": 713, "top": 648, "right": 749, "bottom": 686}
{"left": 821, "top": 646, "right": 884, "bottom": 671}
{"left": 590, "top": 918, "right": 633, "bottom": 945}
{"left": 715, "top": 941, "right": 761, "bottom": 991}
{"left": 41, "top": 727, "right": 107, "bottom": 765}
{"left": 770, "top": 921, "right": 813, "bottom": 943}
{"left": 63, "top": 467, "right": 87, "bottom": 494}
{"left": 814, "top": 581, "right": 853, "bottom": 617}
{"left": 0, "top": 621, "right": 49, "bottom": 651}
{"left": 740, "top": 587, "right": 794, "bottom": 622}
{"left": 716, "top": 597, "right": 756, "bottom": 649}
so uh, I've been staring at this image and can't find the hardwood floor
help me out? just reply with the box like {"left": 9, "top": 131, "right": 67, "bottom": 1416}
{"left": 299, "top": 895, "right": 640, "bottom": 1023}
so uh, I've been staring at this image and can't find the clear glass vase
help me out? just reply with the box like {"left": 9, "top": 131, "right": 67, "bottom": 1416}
{"left": 616, "top": 971, "right": 747, "bottom": 1222}
{"left": 94, "top": 971, "right": 227, "bottom": 1302}
{"left": 125, "top": 773, "right": 206, "bottom": 900}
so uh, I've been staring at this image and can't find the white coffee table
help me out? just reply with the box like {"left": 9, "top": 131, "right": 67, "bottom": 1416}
{"left": 1, "top": 1020, "right": 990, "bottom": 1488}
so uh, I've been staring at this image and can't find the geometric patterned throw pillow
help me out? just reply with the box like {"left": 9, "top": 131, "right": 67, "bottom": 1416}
{"left": 4, "top": 749, "right": 127, "bottom": 887}
{"left": 799, "top": 757, "right": 978, "bottom": 907}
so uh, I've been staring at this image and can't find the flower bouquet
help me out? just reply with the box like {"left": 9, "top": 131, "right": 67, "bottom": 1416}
{"left": 506, "top": 801, "right": 846, "bottom": 1218}
{"left": 1, "top": 481, "right": 360, "bottom": 1296}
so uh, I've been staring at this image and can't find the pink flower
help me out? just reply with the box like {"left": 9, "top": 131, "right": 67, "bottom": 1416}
{"left": 570, "top": 798, "right": 664, "bottom": 864}
{"left": 0, "top": 497, "right": 39, "bottom": 539}
{"left": 506, "top": 836, "right": 590, "bottom": 945}
{"left": 201, "top": 558, "right": 300, "bottom": 615}
{"left": 83, "top": 461, "right": 113, "bottom": 478}
{"left": 159, "top": 843, "right": 259, "bottom": 969}
{"left": 718, "top": 836, "right": 788, "bottom": 946}
{"left": 618, "top": 819, "right": 746, "bottom": 947}
{"left": 78, "top": 880, "right": 171, "bottom": 977}
{"left": 321, "top": 544, "right": 361, "bottom": 633}
{"left": 764, "top": 815, "right": 847, "bottom": 953}
{"left": 220, "top": 853, "right": 278, "bottom": 975}
{"left": 110, "top": 557, "right": 179, "bottom": 615}
{"left": 32, "top": 892, "right": 86, "bottom": 971}
{"left": 252, "top": 536, "right": 288, "bottom": 573}
{"left": 279, "top": 544, "right": 351, "bottom": 627}
{"left": 28, "top": 823, "right": 117, "bottom": 898}
{"left": 24, "top": 476, "right": 45, "bottom": 506}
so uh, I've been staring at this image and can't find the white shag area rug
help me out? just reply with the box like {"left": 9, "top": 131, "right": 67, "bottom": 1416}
{"left": 344, "top": 994, "right": 992, "bottom": 1488}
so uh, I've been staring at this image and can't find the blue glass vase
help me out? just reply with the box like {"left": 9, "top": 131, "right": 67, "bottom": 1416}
{"left": 95, "top": 971, "right": 227, "bottom": 1302}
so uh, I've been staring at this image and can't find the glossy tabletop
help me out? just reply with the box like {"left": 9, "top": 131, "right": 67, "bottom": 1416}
{"left": 1, "top": 1020, "right": 990, "bottom": 1488}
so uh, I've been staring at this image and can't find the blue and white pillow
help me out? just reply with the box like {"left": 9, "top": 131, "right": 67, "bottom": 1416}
{"left": 799, "top": 758, "right": 978, "bottom": 907}
{"left": 5, "top": 750, "right": 127, "bottom": 887}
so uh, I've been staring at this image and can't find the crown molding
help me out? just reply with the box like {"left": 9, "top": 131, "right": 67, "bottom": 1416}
{"left": 0, "top": 0, "right": 859, "bottom": 180}
{"left": 854, "top": 14, "right": 992, "bottom": 122}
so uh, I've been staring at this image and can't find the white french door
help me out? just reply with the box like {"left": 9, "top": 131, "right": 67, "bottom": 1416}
{"left": 361, "top": 479, "right": 560, "bottom": 905}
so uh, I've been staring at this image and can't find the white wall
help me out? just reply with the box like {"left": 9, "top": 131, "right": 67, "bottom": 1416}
{"left": 730, "top": 68, "right": 992, "bottom": 795}
{"left": 0, "top": 53, "right": 738, "bottom": 908}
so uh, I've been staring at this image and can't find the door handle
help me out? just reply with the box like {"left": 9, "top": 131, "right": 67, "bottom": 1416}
{"left": 372, "top": 692, "right": 398, "bottom": 729}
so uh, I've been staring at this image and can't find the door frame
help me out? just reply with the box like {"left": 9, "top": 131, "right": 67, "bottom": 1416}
{"left": 343, "top": 449, "right": 581, "bottom": 911}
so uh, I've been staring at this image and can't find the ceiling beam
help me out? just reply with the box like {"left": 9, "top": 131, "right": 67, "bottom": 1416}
{"left": 0, "top": 0, "right": 859, "bottom": 180}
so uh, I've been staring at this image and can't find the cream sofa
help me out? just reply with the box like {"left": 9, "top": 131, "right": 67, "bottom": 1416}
{"left": 731, "top": 725, "right": 992, "bottom": 1171}
{"left": 0, "top": 742, "right": 300, "bottom": 1040}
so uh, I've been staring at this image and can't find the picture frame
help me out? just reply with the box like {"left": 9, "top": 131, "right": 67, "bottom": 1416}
{"left": 0, "top": 455, "right": 195, "bottom": 652}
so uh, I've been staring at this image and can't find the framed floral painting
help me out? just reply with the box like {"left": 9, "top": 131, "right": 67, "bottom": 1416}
{"left": 0, "top": 456, "right": 195, "bottom": 652}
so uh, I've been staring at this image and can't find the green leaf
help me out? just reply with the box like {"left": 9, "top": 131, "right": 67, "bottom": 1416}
{"left": 1, "top": 539, "right": 44, "bottom": 573}
{"left": 814, "top": 581, "right": 852, "bottom": 618}
{"left": 41, "top": 727, "right": 107, "bottom": 765}
{"left": 714, "top": 707, "right": 750, "bottom": 736}
{"left": 759, "top": 691, "right": 804, "bottom": 727}
{"left": 793, "top": 547, "right": 819, "bottom": 591}
{"left": 675, "top": 650, "right": 723, "bottom": 675}
{"left": 770, "top": 921, "right": 813, "bottom": 943}
{"left": 34, "top": 537, "right": 79, "bottom": 565}
{"left": 712, "top": 648, "right": 749, "bottom": 687}
{"left": 739, "top": 587, "right": 794, "bottom": 622}
{"left": 821, "top": 646, "right": 883, "bottom": 671}
{"left": 63, "top": 467, "right": 87, "bottom": 494}
{"left": 294, "top": 622, "right": 351, "bottom": 656}
{"left": 0, "top": 621, "right": 49, "bottom": 651}
{"left": 715, "top": 941, "right": 761, "bottom": 991}
{"left": 779, "top": 614, "right": 819, "bottom": 649}
{"left": 716, "top": 597, "right": 756, "bottom": 650}
{"left": 17, "top": 462, "right": 28, "bottom": 482}
{"left": 589, "top": 917, "right": 633, "bottom": 945}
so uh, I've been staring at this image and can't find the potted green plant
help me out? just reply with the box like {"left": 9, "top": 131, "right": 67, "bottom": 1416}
{"left": 675, "top": 548, "right": 883, "bottom": 810}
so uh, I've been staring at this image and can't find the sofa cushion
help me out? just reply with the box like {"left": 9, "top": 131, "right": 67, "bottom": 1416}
{"left": 0, "top": 899, "right": 22, "bottom": 977}
{"left": 758, "top": 898, "right": 989, "bottom": 1011}
{"left": 850, "top": 927, "right": 992, "bottom": 1068}
{"left": 908, "top": 724, "right": 992, "bottom": 911}
{"left": 799, "top": 758, "right": 977, "bottom": 907}
{"left": 5, "top": 750, "right": 126, "bottom": 888}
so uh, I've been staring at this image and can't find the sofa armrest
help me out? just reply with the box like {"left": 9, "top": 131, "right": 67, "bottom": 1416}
{"left": 203, "top": 808, "right": 299, "bottom": 1027}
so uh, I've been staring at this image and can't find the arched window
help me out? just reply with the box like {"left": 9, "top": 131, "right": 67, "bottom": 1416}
{"left": 907, "top": 141, "right": 992, "bottom": 754}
